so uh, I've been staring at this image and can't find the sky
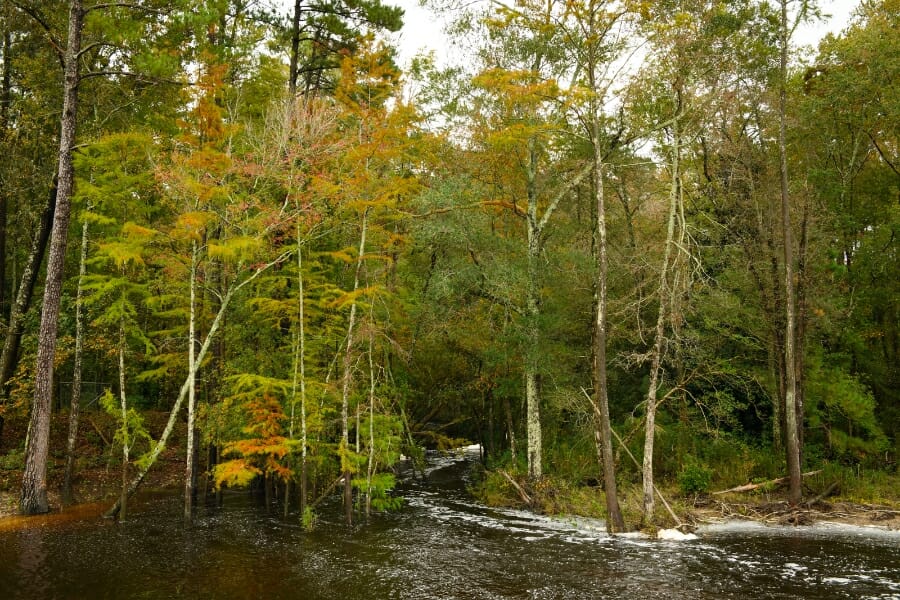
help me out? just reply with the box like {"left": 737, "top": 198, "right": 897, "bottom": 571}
{"left": 272, "top": 0, "right": 862, "bottom": 69}
{"left": 387, "top": 0, "right": 861, "bottom": 68}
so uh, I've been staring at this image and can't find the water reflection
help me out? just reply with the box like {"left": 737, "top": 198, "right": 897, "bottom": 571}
{"left": 17, "top": 528, "right": 50, "bottom": 599}
{"left": 0, "top": 451, "right": 897, "bottom": 599}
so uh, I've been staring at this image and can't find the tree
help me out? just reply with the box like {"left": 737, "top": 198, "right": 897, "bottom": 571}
{"left": 18, "top": 0, "right": 189, "bottom": 515}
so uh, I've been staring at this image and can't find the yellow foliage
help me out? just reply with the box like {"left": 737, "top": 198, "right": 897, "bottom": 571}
{"left": 214, "top": 459, "right": 261, "bottom": 489}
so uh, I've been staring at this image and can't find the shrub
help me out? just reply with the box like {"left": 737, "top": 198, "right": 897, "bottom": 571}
{"left": 678, "top": 458, "right": 713, "bottom": 495}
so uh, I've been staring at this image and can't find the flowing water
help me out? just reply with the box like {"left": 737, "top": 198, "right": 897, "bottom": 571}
{"left": 1, "top": 448, "right": 898, "bottom": 599}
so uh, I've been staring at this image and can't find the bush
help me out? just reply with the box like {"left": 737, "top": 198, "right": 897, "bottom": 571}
{"left": 678, "top": 458, "right": 712, "bottom": 495}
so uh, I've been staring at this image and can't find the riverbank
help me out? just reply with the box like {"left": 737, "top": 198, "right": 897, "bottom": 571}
{"left": 472, "top": 466, "right": 900, "bottom": 534}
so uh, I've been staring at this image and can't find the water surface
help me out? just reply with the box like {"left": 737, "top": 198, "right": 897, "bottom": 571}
{"left": 1, "top": 450, "right": 898, "bottom": 599}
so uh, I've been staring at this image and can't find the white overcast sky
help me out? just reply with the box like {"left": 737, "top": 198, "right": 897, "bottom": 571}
{"left": 388, "top": 0, "right": 861, "bottom": 68}
{"left": 274, "top": 0, "right": 861, "bottom": 69}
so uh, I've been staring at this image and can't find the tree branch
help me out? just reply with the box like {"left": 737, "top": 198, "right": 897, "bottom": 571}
{"left": 537, "top": 162, "right": 592, "bottom": 230}
{"left": 10, "top": 1, "right": 64, "bottom": 63}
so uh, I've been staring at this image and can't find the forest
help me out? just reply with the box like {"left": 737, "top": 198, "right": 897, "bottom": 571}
{"left": 0, "top": 0, "right": 897, "bottom": 533}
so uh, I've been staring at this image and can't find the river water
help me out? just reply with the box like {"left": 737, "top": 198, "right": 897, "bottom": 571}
{"left": 1, "top": 448, "right": 898, "bottom": 599}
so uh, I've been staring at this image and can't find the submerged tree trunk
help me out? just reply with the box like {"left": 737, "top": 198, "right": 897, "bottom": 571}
{"left": 21, "top": 0, "right": 83, "bottom": 516}
{"left": 62, "top": 218, "right": 90, "bottom": 505}
{"left": 778, "top": 0, "right": 802, "bottom": 505}
{"left": 340, "top": 209, "right": 369, "bottom": 525}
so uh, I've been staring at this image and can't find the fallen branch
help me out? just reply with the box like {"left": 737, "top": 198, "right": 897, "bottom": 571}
{"left": 309, "top": 476, "right": 344, "bottom": 510}
{"left": 499, "top": 470, "right": 532, "bottom": 506}
{"left": 581, "top": 387, "right": 681, "bottom": 527}
{"left": 803, "top": 481, "right": 839, "bottom": 508}
{"left": 712, "top": 470, "right": 822, "bottom": 495}
{"left": 87, "top": 416, "right": 110, "bottom": 447}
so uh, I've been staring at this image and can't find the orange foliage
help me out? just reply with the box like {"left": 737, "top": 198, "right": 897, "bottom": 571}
{"left": 215, "top": 395, "right": 293, "bottom": 489}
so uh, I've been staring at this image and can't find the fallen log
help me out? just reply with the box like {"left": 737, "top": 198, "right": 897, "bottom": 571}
{"left": 712, "top": 470, "right": 822, "bottom": 495}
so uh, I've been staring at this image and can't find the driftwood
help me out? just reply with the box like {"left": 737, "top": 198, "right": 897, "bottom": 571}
{"left": 712, "top": 470, "right": 822, "bottom": 495}
{"left": 499, "top": 470, "right": 532, "bottom": 506}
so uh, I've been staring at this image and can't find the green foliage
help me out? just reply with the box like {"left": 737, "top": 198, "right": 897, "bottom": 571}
{"left": 98, "top": 390, "right": 154, "bottom": 468}
{"left": 353, "top": 472, "right": 404, "bottom": 512}
{"left": 806, "top": 357, "right": 888, "bottom": 461}
{"left": 0, "top": 450, "right": 25, "bottom": 472}
{"left": 677, "top": 457, "right": 713, "bottom": 495}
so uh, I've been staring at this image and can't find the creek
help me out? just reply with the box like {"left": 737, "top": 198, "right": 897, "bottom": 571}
{"left": 1, "top": 448, "right": 898, "bottom": 599}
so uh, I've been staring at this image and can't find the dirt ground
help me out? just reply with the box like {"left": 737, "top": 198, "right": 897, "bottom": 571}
{"left": 0, "top": 410, "right": 186, "bottom": 519}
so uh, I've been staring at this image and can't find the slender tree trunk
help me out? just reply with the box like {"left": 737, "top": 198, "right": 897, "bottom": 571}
{"left": 795, "top": 201, "right": 810, "bottom": 460}
{"left": 0, "top": 183, "right": 56, "bottom": 401}
{"left": 340, "top": 209, "right": 368, "bottom": 525}
{"left": 503, "top": 393, "right": 516, "bottom": 463}
{"left": 524, "top": 138, "right": 542, "bottom": 480}
{"left": 184, "top": 241, "right": 198, "bottom": 524}
{"left": 642, "top": 110, "right": 681, "bottom": 525}
{"left": 778, "top": 0, "right": 802, "bottom": 505}
{"left": 365, "top": 325, "right": 376, "bottom": 517}
{"left": 297, "top": 239, "right": 309, "bottom": 517}
{"left": 104, "top": 253, "right": 291, "bottom": 518}
{"left": 0, "top": 23, "right": 10, "bottom": 317}
{"left": 62, "top": 218, "right": 90, "bottom": 504}
{"left": 118, "top": 313, "right": 129, "bottom": 521}
{"left": 20, "top": 0, "right": 83, "bottom": 516}
{"left": 591, "top": 122, "right": 626, "bottom": 534}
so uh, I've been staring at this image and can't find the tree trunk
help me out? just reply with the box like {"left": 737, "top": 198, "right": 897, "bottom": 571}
{"left": 118, "top": 313, "right": 129, "bottom": 521}
{"left": 104, "top": 252, "right": 291, "bottom": 518}
{"left": 288, "top": 227, "right": 310, "bottom": 519}
{"left": 0, "top": 183, "right": 56, "bottom": 401}
{"left": 340, "top": 209, "right": 369, "bottom": 525}
{"left": 0, "top": 22, "right": 10, "bottom": 317}
{"left": 366, "top": 326, "right": 376, "bottom": 517}
{"left": 503, "top": 393, "right": 516, "bottom": 464}
{"left": 288, "top": 0, "right": 302, "bottom": 96}
{"left": 297, "top": 237, "right": 309, "bottom": 517}
{"left": 525, "top": 137, "right": 542, "bottom": 481}
{"left": 20, "top": 0, "right": 83, "bottom": 516}
{"left": 184, "top": 240, "right": 198, "bottom": 524}
{"left": 778, "top": 0, "right": 802, "bottom": 505}
{"left": 591, "top": 123, "right": 626, "bottom": 534}
{"left": 642, "top": 108, "right": 681, "bottom": 525}
{"left": 62, "top": 218, "right": 89, "bottom": 505}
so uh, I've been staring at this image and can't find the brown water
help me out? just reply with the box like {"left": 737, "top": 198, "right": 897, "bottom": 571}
{"left": 1, "top": 449, "right": 898, "bottom": 599}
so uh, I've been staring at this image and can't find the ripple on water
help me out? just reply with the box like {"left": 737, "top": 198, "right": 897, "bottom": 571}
{"left": 0, "top": 453, "right": 897, "bottom": 599}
